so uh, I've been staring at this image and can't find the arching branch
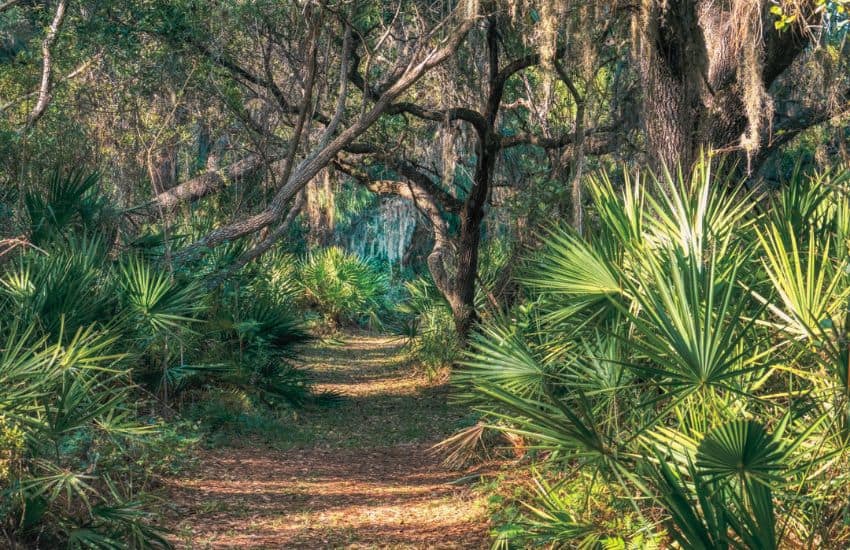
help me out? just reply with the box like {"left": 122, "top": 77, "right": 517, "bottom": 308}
{"left": 175, "top": 3, "right": 479, "bottom": 260}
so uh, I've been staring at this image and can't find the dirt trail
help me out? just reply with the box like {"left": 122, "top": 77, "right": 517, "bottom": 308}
{"left": 166, "top": 334, "right": 492, "bottom": 549}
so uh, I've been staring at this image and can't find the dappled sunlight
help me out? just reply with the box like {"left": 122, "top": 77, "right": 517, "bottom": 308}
{"left": 315, "top": 377, "right": 424, "bottom": 398}
{"left": 166, "top": 335, "right": 495, "bottom": 548}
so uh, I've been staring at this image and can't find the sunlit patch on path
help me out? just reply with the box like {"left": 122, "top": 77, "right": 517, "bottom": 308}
{"left": 165, "top": 334, "right": 492, "bottom": 548}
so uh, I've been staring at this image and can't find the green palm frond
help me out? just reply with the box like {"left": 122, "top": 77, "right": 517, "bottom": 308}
{"left": 645, "top": 158, "right": 754, "bottom": 260}
{"left": 474, "top": 383, "right": 614, "bottom": 464}
{"left": 756, "top": 222, "right": 850, "bottom": 337}
{"left": 523, "top": 226, "right": 624, "bottom": 323}
{"left": 25, "top": 169, "right": 111, "bottom": 245}
{"left": 118, "top": 256, "right": 205, "bottom": 335}
{"left": 616, "top": 246, "right": 765, "bottom": 397}
{"left": 516, "top": 473, "right": 602, "bottom": 548}
{"left": 696, "top": 420, "right": 786, "bottom": 486}
{"left": 0, "top": 237, "right": 113, "bottom": 338}
{"left": 458, "top": 322, "right": 552, "bottom": 400}
{"left": 587, "top": 168, "right": 645, "bottom": 248}
{"left": 297, "top": 246, "right": 387, "bottom": 325}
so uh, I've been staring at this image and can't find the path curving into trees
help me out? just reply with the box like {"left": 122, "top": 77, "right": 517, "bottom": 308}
{"left": 165, "top": 334, "right": 492, "bottom": 548}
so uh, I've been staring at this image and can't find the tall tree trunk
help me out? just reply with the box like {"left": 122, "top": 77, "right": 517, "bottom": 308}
{"left": 634, "top": 1, "right": 810, "bottom": 173}
{"left": 450, "top": 139, "right": 496, "bottom": 337}
{"left": 447, "top": 18, "right": 502, "bottom": 338}
{"left": 635, "top": 1, "right": 708, "bottom": 172}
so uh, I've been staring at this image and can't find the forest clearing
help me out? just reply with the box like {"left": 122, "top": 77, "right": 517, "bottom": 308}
{"left": 2, "top": 1, "right": 850, "bottom": 548}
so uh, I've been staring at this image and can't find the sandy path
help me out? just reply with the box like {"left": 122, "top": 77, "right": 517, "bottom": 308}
{"left": 165, "top": 335, "right": 492, "bottom": 549}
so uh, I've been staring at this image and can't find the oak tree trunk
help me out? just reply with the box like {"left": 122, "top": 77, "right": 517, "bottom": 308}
{"left": 636, "top": 1, "right": 809, "bottom": 173}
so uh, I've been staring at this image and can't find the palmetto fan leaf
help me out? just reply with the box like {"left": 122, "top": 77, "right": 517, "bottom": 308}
{"left": 235, "top": 300, "right": 311, "bottom": 352}
{"left": 644, "top": 158, "right": 754, "bottom": 259}
{"left": 647, "top": 452, "right": 781, "bottom": 550}
{"left": 696, "top": 420, "right": 786, "bottom": 485}
{"left": 756, "top": 222, "right": 850, "bottom": 338}
{"left": 0, "top": 326, "right": 55, "bottom": 422}
{"left": 298, "top": 246, "right": 387, "bottom": 324}
{"left": 616, "top": 245, "right": 765, "bottom": 396}
{"left": 118, "top": 257, "right": 204, "bottom": 334}
{"left": 647, "top": 438, "right": 781, "bottom": 550}
{"left": 458, "top": 322, "right": 551, "bottom": 400}
{"left": 565, "top": 330, "right": 629, "bottom": 396}
{"left": 25, "top": 169, "right": 110, "bottom": 245}
{"left": 586, "top": 169, "right": 645, "bottom": 249}
{"left": 479, "top": 387, "right": 611, "bottom": 461}
{"left": 516, "top": 473, "right": 601, "bottom": 548}
{"left": 0, "top": 237, "right": 113, "bottom": 339}
{"left": 771, "top": 162, "right": 839, "bottom": 237}
{"left": 522, "top": 226, "right": 623, "bottom": 323}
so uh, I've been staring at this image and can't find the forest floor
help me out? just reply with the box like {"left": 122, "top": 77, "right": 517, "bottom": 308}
{"left": 163, "top": 333, "right": 497, "bottom": 549}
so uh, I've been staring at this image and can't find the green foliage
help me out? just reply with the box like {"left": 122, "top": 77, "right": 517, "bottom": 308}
{"left": 399, "top": 240, "right": 512, "bottom": 371}
{"left": 0, "top": 166, "right": 316, "bottom": 547}
{"left": 398, "top": 277, "right": 461, "bottom": 372}
{"left": 297, "top": 246, "right": 387, "bottom": 327}
{"left": 460, "top": 158, "right": 850, "bottom": 547}
{"left": 24, "top": 170, "right": 112, "bottom": 246}
{"left": 0, "top": 324, "right": 171, "bottom": 548}
{"left": 0, "top": 236, "right": 114, "bottom": 339}
{"left": 204, "top": 287, "right": 314, "bottom": 408}
{"left": 118, "top": 256, "right": 205, "bottom": 335}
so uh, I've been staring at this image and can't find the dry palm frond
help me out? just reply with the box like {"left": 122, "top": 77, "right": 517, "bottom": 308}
{"left": 431, "top": 421, "right": 490, "bottom": 469}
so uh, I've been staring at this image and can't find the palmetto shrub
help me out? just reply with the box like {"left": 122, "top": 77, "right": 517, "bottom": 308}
{"left": 0, "top": 181, "right": 183, "bottom": 546}
{"left": 297, "top": 246, "right": 387, "bottom": 327}
{"left": 24, "top": 169, "right": 114, "bottom": 246}
{"left": 460, "top": 158, "right": 850, "bottom": 548}
{"left": 0, "top": 236, "right": 115, "bottom": 340}
{"left": 204, "top": 285, "right": 314, "bottom": 408}
{"left": 0, "top": 325, "right": 170, "bottom": 548}
{"left": 0, "top": 168, "right": 311, "bottom": 546}
{"left": 398, "top": 277, "right": 461, "bottom": 372}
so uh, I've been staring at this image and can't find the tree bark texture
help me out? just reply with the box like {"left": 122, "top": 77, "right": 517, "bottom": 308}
{"left": 634, "top": 1, "right": 810, "bottom": 173}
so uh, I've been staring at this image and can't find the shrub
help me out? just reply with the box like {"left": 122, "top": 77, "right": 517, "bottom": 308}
{"left": 297, "top": 246, "right": 387, "bottom": 327}
{"left": 207, "top": 289, "right": 314, "bottom": 407}
{"left": 0, "top": 325, "right": 170, "bottom": 547}
{"left": 24, "top": 169, "right": 113, "bottom": 246}
{"left": 0, "top": 167, "right": 314, "bottom": 546}
{"left": 398, "top": 277, "right": 460, "bottom": 372}
{"left": 0, "top": 236, "right": 115, "bottom": 339}
{"left": 460, "top": 158, "right": 850, "bottom": 547}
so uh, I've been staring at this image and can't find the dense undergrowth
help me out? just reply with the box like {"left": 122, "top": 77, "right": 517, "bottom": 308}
{"left": 458, "top": 158, "right": 850, "bottom": 548}
{"left": 9, "top": 157, "right": 850, "bottom": 549}
{"left": 0, "top": 171, "right": 330, "bottom": 547}
{"left": 399, "top": 240, "right": 512, "bottom": 375}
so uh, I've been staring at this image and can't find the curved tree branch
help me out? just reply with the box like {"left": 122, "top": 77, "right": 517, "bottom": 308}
{"left": 175, "top": 2, "right": 479, "bottom": 260}
{"left": 25, "top": 0, "right": 68, "bottom": 128}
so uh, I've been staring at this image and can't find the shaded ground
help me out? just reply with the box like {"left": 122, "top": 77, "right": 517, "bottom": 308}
{"left": 165, "top": 334, "right": 493, "bottom": 549}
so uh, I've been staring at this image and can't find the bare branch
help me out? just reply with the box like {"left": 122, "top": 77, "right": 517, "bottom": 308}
{"left": 25, "top": 0, "right": 68, "bottom": 127}
{"left": 334, "top": 158, "right": 453, "bottom": 295}
{"left": 144, "top": 154, "right": 267, "bottom": 212}
{"left": 216, "top": 191, "right": 307, "bottom": 280}
{"left": 1, "top": 53, "right": 100, "bottom": 113}
{"left": 0, "top": 0, "right": 22, "bottom": 13}
{"left": 500, "top": 127, "right": 616, "bottom": 152}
